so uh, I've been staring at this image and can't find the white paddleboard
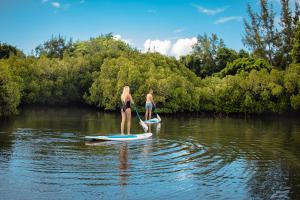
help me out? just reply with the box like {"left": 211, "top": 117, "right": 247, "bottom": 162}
{"left": 144, "top": 118, "right": 161, "bottom": 124}
{"left": 85, "top": 133, "right": 152, "bottom": 141}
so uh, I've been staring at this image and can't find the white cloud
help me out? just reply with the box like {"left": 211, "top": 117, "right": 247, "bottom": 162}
{"left": 113, "top": 34, "right": 122, "bottom": 40}
{"left": 51, "top": 2, "right": 61, "bottom": 8}
{"left": 42, "top": 0, "right": 70, "bottom": 9}
{"left": 144, "top": 39, "right": 171, "bottom": 55}
{"left": 42, "top": 1, "right": 70, "bottom": 10}
{"left": 174, "top": 28, "right": 184, "bottom": 33}
{"left": 193, "top": 4, "right": 228, "bottom": 15}
{"left": 143, "top": 37, "right": 197, "bottom": 58}
{"left": 214, "top": 16, "right": 243, "bottom": 24}
{"left": 113, "top": 34, "right": 131, "bottom": 45}
{"left": 171, "top": 37, "right": 197, "bottom": 58}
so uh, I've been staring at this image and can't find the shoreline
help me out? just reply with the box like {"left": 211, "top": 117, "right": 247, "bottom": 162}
{"left": 9, "top": 104, "right": 299, "bottom": 119}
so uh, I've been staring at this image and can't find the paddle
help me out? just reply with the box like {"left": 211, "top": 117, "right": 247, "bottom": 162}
{"left": 152, "top": 103, "right": 161, "bottom": 121}
{"left": 132, "top": 105, "right": 148, "bottom": 132}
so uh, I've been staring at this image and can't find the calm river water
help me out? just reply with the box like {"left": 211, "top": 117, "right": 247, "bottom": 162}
{"left": 0, "top": 106, "right": 300, "bottom": 200}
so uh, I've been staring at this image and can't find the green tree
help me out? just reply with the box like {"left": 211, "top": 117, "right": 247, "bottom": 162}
{"left": 215, "top": 48, "right": 239, "bottom": 73}
{"left": 261, "top": 0, "right": 278, "bottom": 65}
{"left": 284, "top": 63, "right": 300, "bottom": 109}
{"left": 238, "top": 49, "right": 250, "bottom": 58}
{"left": 86, "top": 52, "right": 200, "bottom": 113}
{"left": 243, "top": 3, "right": 266, "bottom": 60}
{"left": 292, "top": 22, "right": 300, "bottom": 63}
{"left": 179, "top": 54, "right": 203, "bottom": 77}
{"left": 193, "top": 33, "right": 225, "bottom": 69}
{"left": 0, "top": 42, "right": 24, "bottom": 59}
{"left": 181, "top": 33, "right": 226, "bottom": 78}
{"left": 0, "top": 61, "right": 21, "bottom": 116}
{"left": 279, "top": 0, "right": 294, "bottom": 66}
{"left": 294, "top": 0, "right": 300, "bottom": 26}
{"left": 1, "top": 32, "right": 300, "bottom": 115}
{"left": 243, "top": 1, "right": 279, "bottom": 65}
{"left": 218, "top": 57, "right": 272, "bottom": 77}
{"left": 35, "top": 35, "right": 73, "bottom": 59}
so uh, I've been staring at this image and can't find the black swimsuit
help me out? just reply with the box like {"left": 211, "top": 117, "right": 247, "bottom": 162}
{"left": 122, "top": 99, "right": 131, "bottom": 112}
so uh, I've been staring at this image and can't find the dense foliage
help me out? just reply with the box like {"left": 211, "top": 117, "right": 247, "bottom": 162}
{"left": 35, "top": 35, "right": 74, "bottom": 59}
{"left": 199, "top": 69, "right": 289, "bottom": 114}
{"left": 0, "top": 42, "right": 24, "bottom": 59}
{"left": 85, "top": 53, "right": 200, "bottom": 113}
{"left": 0, "top": 0, "right": 299, "bottom": 117}
{"left": 217, "top": 58, "right": 272, "bottom": 77}
{"left": 0, "top": 61, "right": 21, "bottom": 116}
{"left": 179, "top": 34, "right": 247, "bottom": 78}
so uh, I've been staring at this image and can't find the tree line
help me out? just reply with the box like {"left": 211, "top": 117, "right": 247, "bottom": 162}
{"left": 0, "top": 0, "right": 300, "bottom": 117}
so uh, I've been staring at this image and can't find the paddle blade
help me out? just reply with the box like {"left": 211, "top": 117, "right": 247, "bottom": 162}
{"left": 139, "top": 120, "right": 148, "bottom": 132}
{"left": 157, "top": 114, "right": 161, "bottom": 121}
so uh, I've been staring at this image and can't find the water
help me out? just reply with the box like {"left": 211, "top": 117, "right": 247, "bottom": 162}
{"left": 0, "top": 106, "right": 300, "bottom": 200}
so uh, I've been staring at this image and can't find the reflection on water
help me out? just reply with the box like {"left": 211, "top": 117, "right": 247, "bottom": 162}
{"left": 0, "top": 106, "right": 300, "bottom": 199}
{"left": 119, "top": 143, "right": 129, "bottom": 187}
{"left": 146, "top": 123, "right": 161, "bottom": 134}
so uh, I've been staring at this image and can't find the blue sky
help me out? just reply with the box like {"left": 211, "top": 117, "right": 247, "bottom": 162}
{"left": 0, "top": 0, "right": 286, "bottom": 56}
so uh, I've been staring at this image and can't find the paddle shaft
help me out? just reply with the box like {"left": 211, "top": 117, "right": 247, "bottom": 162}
{"left": 152, "top": 104, "right": 159, "bottom": 115}
{"left": 132, "top": 105, "right": 142, "bottom": 120}
{"left": 152, "top": 103, "right": 161, "bottom": 121}
{"left": 132, "top": 105, "right": 149, "bottom": 131}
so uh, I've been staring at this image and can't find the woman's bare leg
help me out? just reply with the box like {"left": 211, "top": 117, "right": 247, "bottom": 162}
{"left": 126, "top": 109, "right": 131, "bottom": 134}
{"left": 121, "top": 110, "right": 126, "bottom": 134}
{"left": 149, "top": 110, "right": 152, "bottom": 120}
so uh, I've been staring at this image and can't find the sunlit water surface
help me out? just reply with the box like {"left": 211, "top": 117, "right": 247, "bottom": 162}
{"left": 0, "top": 107, "right": 300, "bottom": 200}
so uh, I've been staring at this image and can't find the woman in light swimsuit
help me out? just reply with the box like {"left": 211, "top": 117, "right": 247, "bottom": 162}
{"left": 121, "top": 86, "right": 134, "bottom": 135}
{"left": 145, "top": 89, "right": 155, "bottom": 121}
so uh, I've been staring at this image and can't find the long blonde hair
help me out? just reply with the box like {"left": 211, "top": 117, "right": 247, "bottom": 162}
{"left": 121, "top": 86, "right": 130, "bottom": 102}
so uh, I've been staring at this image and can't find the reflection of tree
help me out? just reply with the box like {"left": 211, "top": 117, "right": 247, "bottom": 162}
{"left": 204, "top": 117, "right": 300, "bottom": 200}
{"left": 0, "top": 118, "right": 16, "bottom": 163}
{"left": 119, "top": 143, "right": 129, "bottom": 187}
{"left": 175, "top": 115, "right": 300, "bottom": 199}
{"left": 246, "top": 159, "right": 300, "bottom": 199}
{"left": 245, "top": 121, "right": 300, "bottom": 200}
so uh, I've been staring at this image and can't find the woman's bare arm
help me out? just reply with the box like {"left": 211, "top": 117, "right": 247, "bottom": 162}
{"left": 150, "top": 94, "right": 155, "bottom": 105}
{"left": 130, "top": 94, "right": 134, "bottom": 104}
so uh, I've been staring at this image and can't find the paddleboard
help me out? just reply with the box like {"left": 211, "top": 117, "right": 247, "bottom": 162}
{"left": 144, "top": 118, "right": 161, "bottom": 124}
{"left": 85, "top": 132, "right": 152, "bottom": 141}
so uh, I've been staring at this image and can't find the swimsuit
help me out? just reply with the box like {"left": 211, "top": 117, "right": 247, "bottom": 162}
{"left": 122, "top": 99, "right": 131, "bottom": 112}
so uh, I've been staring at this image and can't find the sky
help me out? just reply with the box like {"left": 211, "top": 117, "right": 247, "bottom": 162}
{"left": 0, "top": 0, "right": 294, "bottom": 57}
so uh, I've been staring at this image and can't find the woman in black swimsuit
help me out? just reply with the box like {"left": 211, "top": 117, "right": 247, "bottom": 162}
{"left": 121, "top": 86, "right": 134, "bottom": 134}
